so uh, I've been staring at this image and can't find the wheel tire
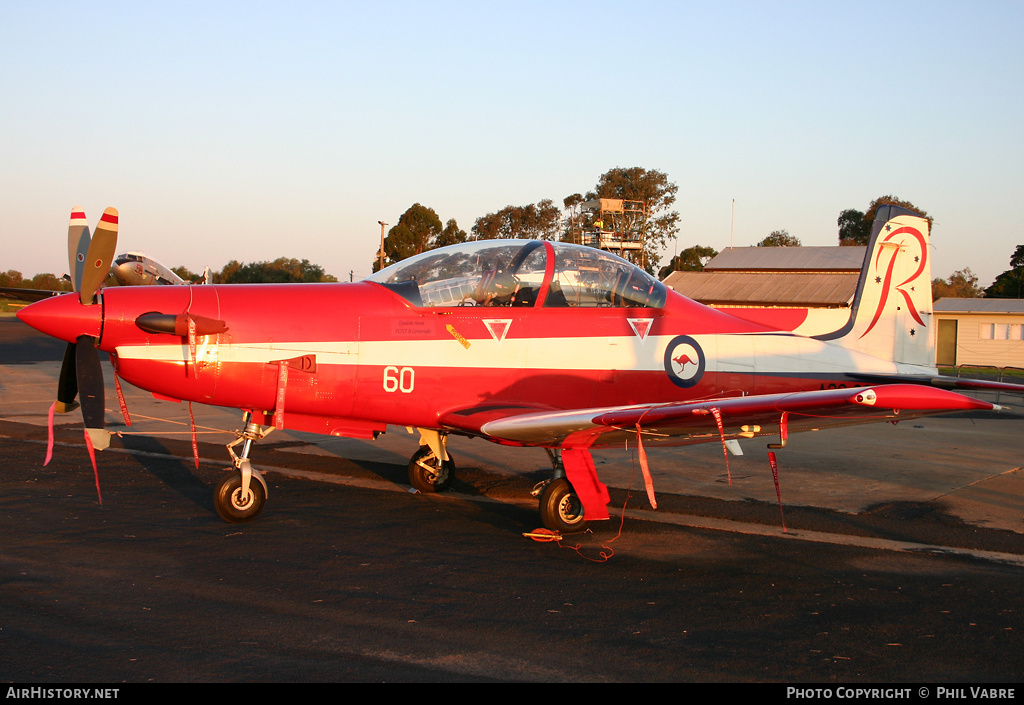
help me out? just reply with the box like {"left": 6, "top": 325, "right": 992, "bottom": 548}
{"left": 539, "top": 478, "right": 589, "bottom": 533}
{"left": 214, "top": 473, "right": 266, "bottom": 523}
{"left": 408, "top": 446, "right": 454, "bottom": 493}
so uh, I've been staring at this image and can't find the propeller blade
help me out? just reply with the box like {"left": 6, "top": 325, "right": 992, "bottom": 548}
{"left": 75, "top": 334, "right": 109, "bottom": 450}
{"left": 79, "top": 207, "right": 118, "bottom": 305}
{"left": 67, "top": 207, "right": 91, "bottom": 293}
{"left": 56, "top": 342, "right": 80, "bottom": 413}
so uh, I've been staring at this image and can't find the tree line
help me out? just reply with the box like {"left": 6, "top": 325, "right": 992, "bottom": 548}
{"left": 942, "top": 245, "right": 1024, "bottom": 300}
{"left": 373, "top": 166, "right": 680, "bottom": 274}
{"left": 202, "top": 258, "right": 337, "bottom": 284}
{"left": 0, "top": 257, "right": 337, "bottom": 294}
{"left": 0, "top": 270, "right": 73, "bottom": 292}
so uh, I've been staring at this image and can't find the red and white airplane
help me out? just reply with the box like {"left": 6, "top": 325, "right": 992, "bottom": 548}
{"left": 17, "top": 205, "right": 1024, "bottom": 531}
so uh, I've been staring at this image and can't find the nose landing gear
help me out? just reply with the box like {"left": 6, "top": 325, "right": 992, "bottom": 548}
{"left": 215, "top": 411, "right": 271, "bottom": 522}
{"left": 408, "top": 429, "right": 454, "bottom": 493}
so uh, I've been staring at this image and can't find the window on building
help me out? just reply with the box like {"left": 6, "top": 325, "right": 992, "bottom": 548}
{"left": 980, "top": 323, "right": 1023, "bottom": 340}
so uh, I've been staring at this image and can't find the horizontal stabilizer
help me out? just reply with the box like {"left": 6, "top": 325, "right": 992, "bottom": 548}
{"left": 848, "top": 372, "right": 1024, "bottom": 396}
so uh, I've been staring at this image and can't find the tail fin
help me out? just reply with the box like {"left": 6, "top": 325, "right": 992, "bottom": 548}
{"left": 816, "top": 205, "right": 934, "bottom": 367}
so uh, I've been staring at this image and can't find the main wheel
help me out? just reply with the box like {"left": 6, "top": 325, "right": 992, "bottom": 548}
{"left": 214, "top": 473, "right": 266, "bottom": 523}
{"left": 408, "top": 446, "right": 454, "bottom": 492}
{"left": 539, "top": 478, "right": 589, "bottom": 533}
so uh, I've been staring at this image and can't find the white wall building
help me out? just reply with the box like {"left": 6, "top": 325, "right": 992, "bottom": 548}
{"left": 933, "top": 298, "right": 1024, "bottom": 369}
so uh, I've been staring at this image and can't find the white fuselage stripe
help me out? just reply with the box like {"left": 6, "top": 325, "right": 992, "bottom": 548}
{"left": 114, "top": 333, "right": 916, "bottom": 377}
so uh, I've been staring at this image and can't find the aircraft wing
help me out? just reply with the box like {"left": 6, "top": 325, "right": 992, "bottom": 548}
{"left": 0, "top": 287, "right": 67, "bottom": 303}
{"left": 440, "top": 384, "right": 999, "bottom": 449}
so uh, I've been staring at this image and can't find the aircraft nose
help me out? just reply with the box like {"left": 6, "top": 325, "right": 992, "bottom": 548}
{"left": 16, "top": 292, "right": 103, "bottom": 344}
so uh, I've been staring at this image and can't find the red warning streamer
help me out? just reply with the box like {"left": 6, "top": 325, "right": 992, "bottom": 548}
{"left": 187, "top": 315, "right": 198, "bottom": 377}
{"left": 113, "top": 371, "right": 132, "bottom": 427}
{"left": 634, "top": 423, "right": 658, "bottom": 509}
{"left": 44, "top": 402, "right": 56, "bottom": 466}
{"left": 275, "top": 363, "right": 289, "bottom": 430}
{"left": 188, "top": 401, "right": 199, "bottom": 469}
{"left": 710, "top": 406, "right": 731, "bottom": 485}
{"left": 83, "top": 430, "right": 103, "bottom": 505}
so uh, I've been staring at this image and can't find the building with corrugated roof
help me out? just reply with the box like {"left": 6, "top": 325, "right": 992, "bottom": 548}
{"left": 663, "top": 246, "right": 865, "bottom": 312}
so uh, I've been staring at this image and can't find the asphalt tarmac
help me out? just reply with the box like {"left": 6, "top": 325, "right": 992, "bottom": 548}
{"left": 2, "top": 316, "right": 1023, "bottom": 682}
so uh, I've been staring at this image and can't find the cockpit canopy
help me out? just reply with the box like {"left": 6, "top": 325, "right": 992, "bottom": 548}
{"left": 367, "top": 239, "right": 666, "bottom": 309}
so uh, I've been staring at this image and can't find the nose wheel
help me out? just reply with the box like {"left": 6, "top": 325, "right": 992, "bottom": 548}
{"left": 216, "top": 412, "right": 271, "bottom": 523}
{"left": 214, "top": 463, "right": 266, "bottom": 522}
{"left": 407, "top": 429, "right": 455, "bottom": 493}
{"left": 408, "top": 445, "right": 454, "bottom": 493}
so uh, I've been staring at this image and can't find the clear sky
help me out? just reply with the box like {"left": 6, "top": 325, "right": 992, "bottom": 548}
{"left": 2, "top": 1, "right": 1022, "bottom": 286}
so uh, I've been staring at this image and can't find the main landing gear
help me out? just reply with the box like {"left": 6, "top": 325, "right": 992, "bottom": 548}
{"left": 408, "top": 435, "right": 590, "bottom": 533}
{"left": 215, "top": 412, "right": 271, "bottom": 523}
{"left": 532, "top": 450, "right": 589, "bottom": 534}
{"left": 537, "top": 478, "right": 589, "bottom": 533}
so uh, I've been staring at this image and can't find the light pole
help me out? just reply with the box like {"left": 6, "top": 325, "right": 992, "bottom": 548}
{"left": 377, "top": 221, "right": 388, "bottom": 271}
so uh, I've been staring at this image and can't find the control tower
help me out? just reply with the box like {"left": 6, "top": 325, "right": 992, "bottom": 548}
{"left": 566, "top": 198, "right": 647, "bottom": 255}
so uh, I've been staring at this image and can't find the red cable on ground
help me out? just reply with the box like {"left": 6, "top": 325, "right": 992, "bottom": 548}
{"left": 768, "top": 451, "right": 787, "bottom": 532}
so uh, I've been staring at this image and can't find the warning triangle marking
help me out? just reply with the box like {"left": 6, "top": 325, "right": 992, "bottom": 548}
{"left": 483, "top": 319, "right": 512, "bottom": 344}
{"left": 628, "top": 318, "right": 654, "bottom": 343}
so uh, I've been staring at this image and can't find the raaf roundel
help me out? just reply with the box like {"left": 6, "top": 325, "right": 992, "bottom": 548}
{"left": 16, "top": 205, "right": 1024, "bottom": 532}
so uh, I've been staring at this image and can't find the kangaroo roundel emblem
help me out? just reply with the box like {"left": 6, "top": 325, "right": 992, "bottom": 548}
{"left": 664, "top": 335, "right": 705, "bottom": 388}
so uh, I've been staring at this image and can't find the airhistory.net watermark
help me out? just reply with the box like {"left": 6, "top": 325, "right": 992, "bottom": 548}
{"left": 6, "top": 689, "right": 119, "bottom": 700}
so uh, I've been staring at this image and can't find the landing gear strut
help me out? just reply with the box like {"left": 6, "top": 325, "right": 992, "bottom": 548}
{"left": 215, "top": 411, "right": 271, "bottom": 522}
{"left": 408, "top": 429, "right": 454, "bottom": 492}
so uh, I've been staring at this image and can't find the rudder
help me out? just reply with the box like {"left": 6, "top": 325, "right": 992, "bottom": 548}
{"left": 816, "top": 205, "right": 934, "bottom": 367}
